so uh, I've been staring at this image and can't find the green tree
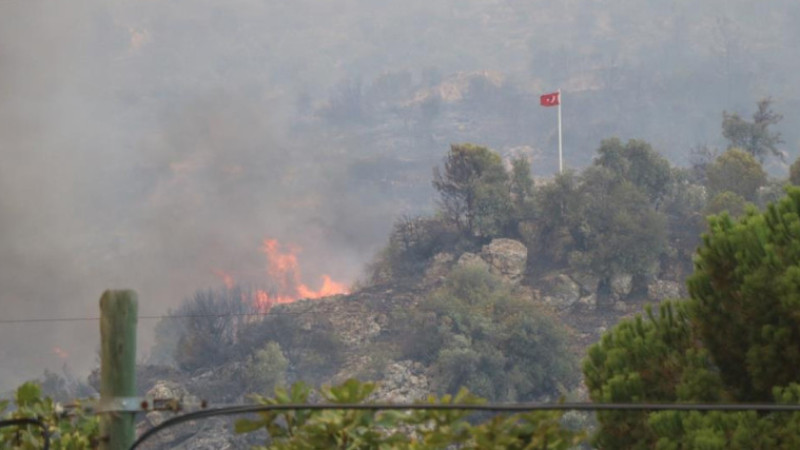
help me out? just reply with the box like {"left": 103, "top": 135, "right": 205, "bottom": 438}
{"left": 689, "top": 187, "right": 800, "bottom": 401}
{"left": 432, "top": 143, "right": 512, "bottom": 237}
{"left": 584, "top": 187, "right": 800, "bottom": 447}
{"left": 531, "top": 170, "right": 584, "bottom": 266}
{"left": 789, "top": 156, "right": 800, "bottom": 186}
{"left": 572, "top": 166, "right": 668, "bottom": 279}
{"left": 413, "top": 265, "right": 578, "bottom": 401}
{"left": 704, "top": 191, "right": 750, "bottom": 218}
{"left": 595, "top": 138, "right": 673, "bottom": 205}
{"left": 722, "top": 98, "right": 784, "bottom": 162}
{"left": 584, "top": 302, "right": 724, "bottom": 449}
{"left": 705, "top": 148, "right": 766, "bottom": 201}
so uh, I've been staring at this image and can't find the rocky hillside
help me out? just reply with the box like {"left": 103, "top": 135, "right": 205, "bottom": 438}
{"left": 128, "top": 233, "right": 687, "bottom": 448}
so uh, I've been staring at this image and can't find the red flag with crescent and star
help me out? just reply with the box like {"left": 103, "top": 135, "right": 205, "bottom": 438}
{"left": 540, "top": 91, "right": 560, "bottom": 107}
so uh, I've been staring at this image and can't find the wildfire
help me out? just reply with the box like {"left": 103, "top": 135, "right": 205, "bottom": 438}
{"left": 213, "top": 269, "right": 235, "bottom": 290}
{"left": 214, "top": 238, "right": 349, "bottom": 311}
{"left": 254, "top": 239, "right": 349, "bottom": 309}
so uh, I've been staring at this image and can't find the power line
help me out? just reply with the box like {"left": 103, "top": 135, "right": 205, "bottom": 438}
{"left": 0, "top": 306, "right": 415, "bottom": 325}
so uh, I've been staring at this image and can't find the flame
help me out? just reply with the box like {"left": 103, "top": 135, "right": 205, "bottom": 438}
{"left": 211, "top": 238, "right": 349, "bottom": 311}
{"left": 213, "top": 269, "right": 235, "bottom": 290}
{"left": 53, "top": 347, "right": 69, "bottom": 359}
{"left": 254, "top": 238, "right": 349, "bottom": 309}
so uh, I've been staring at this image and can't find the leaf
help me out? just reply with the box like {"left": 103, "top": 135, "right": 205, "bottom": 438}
{"left": 15, "top": 382, "right": 41, "bottom": 407}
{"left": 234, "top": 418, "right": 267, "bottom": 434}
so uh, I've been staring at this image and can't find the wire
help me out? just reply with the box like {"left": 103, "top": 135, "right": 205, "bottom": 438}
{"left": 130, "top": 401, "right": 800, "bottom": 450}
{"left": 0, "top": 305, "right": 417, "bottom": 325}
{"left": 0, "top": 418, "right": 50, "bottom": 450}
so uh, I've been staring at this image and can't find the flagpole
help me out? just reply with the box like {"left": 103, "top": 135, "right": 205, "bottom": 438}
{"left": 557, "top": 89, "right": 563, "bottom": 174}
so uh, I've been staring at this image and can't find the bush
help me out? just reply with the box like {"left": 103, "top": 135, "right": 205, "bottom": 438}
{"left": 152, "top": 285, "right": 260, "bottom": 371}
{"left": 0, "top": 382, "right": 99, "bottom": 449}
{"left": 244, "top": 341, "right": 289, "bottom": 394}
{"left": 240, "top": 310, "right": 345, "bottom": 386}
{"left": 404, "top": 265, "right": 578, "bottom": 401}
{"left": 235, "top": 379, "right": 585, "bottom": 449}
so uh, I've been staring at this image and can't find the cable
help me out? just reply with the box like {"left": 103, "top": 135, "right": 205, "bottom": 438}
{"left": 0, "top": 418, "right": 50, "bottom": 450}
{"left": 130, "top": 401, "right": 800, "bottom": 450}
{"left": 0, "top": 305, "right": 421, "bottom": 325}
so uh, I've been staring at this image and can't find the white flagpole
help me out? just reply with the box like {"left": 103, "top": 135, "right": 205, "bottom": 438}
{"left": 557, "top": 89, "right": 563, "bottom": 174}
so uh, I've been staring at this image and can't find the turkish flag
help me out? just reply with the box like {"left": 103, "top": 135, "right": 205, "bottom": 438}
{"left": 540, "top": 91, "right": 560, "bottom": 107}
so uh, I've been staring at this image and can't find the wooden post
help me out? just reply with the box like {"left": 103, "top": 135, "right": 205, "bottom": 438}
{"left": 99, "top": 290, "right": 138, "bottom": 450}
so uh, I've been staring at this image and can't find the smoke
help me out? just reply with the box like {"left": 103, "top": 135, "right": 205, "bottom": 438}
{"left": 0, "top": 1, "right": 388, "bottom": 391}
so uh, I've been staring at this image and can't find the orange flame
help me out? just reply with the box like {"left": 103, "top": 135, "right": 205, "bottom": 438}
{"left": 254, "top": 239, "right": 349, "bottom": 310}
{"left": 213, "top": 269, "right": 235, "bottom": 290}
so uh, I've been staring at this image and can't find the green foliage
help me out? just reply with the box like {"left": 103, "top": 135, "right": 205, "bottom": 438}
{"left": 705, "top": 148, "right": 766, "bottom": 201}
{"left": 660, "top": 168, "right": 707, "bottom": 275}
{"left": 570, "top": 166, "right": 668, "bottom": 278}
{"left": 409, "top": 265, "right": 578, "bottom": 401}
{"left": 722, "top": 98, "right": 784, "bottom": 162}
{"left": 432, "top": 143, "right": 513, "bottom": 237}
{"left": 585, "top": 188, "right": 800, "bottom": 447}
{"left": 367, "top": 215, "right": 462, "bottom": 283}
{"left": 704, "top": 191, "right": 750, "bottom": 219}
{"left": 689, "top": 187, "right": 800, "bottom": 401}
{"left": 235, "top": 379, "right": 585, "bottom": 449}
{"left": 584, "top": 302, "right": 724, "bottom": 448}
{"left": 595, "top": 138, "right": 673, "bottom": 204}
{"left": 242, "top": 310, "right": 345, "bottom": 386}
{"left": 245, "top": 342, "right": 290, "bottom": 394}
{"left": 532, "top": 171, "right": 584, "bottom": 266}
{"left": 789, "top": 156, "right": 800, "bottom": 186}
{"left": 0, "top": 382, "right": 99, "bottom": 449}
{"left": 533, "top": 141, "right": 670, "bottom": 279}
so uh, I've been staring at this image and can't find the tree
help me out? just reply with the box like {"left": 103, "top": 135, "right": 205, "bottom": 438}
{"left": 789, "top": 156, "right": 800, "bottom": 186}
{"left": 595, "top": 138, "right": 673, "bottom": 205}
{"left": 722, "top": 98, "right": 784, "bottom": 162}
{"left": 689, "top": 187, "right": 800, "bottom": 401}
{"left": 704, "top": 191, "right": 750, "bottom": 218}
{"left": 583, "top": 302, "right": 723, "bottom": 448}
{"left": 571, "top": 166, "right": 668, "bottom": 279}
{"left": 705, "top": 148, "right": 766, "bottom": 201}
{"left": 155, "top": 286, "right": 259, "bottom": 371}
{"left": 584, "top": 187, "right": 800, "bottom": 447}
{"left": 432, "top": 143, "right": 512, "bottom": 237}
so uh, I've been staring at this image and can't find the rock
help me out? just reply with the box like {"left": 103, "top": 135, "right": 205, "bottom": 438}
{"left": 372, "top": 361, "right": 430, "bottom": 403}
{"left": 613, "top": 301, "right": 628, "bottom": 312}
{"left": 456, "top": 252, "right": 490, "bottom": 271}
{"left": 610, "top": 273, "right": 633, "bottom": 300}
{"left": 570, "top": 271, "right": 600, "bottom": 295}
{"left": 577, "top": 293, "right": 597, "bottom": 310}
{"left": 424, "top": 252, "right": 455, "bottom": 284}
{"left": 540, "top": 273, "right": 581, "bottom": 310}
{"left": 647, "top": 280, "right": 683, "bottom": 301}
{"left": 480, "top": 238, "right": 528, "bottom": 282}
